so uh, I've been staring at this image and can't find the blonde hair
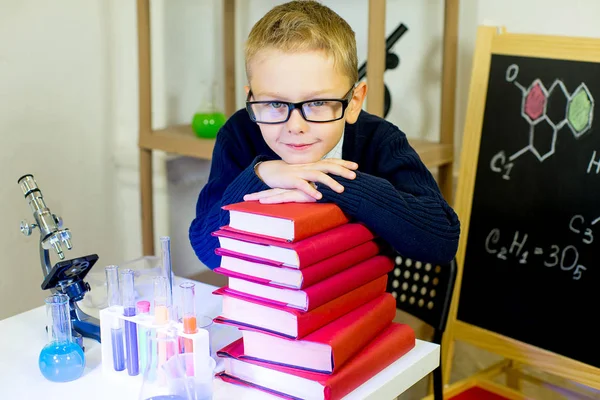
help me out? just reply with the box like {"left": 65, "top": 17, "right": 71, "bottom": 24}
{"left": 245, "top": 0, "right": 358, "bottom": 85}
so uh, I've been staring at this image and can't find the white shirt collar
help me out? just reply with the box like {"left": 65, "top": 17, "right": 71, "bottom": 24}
{"left": 323, "top": 128, "right": 344, "bottom": 160}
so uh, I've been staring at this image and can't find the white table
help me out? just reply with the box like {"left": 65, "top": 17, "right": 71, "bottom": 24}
{"left": 0, "top": 279, "right": 439, "bottom": 399}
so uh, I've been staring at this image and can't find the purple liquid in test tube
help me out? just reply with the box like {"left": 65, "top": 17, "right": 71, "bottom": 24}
{"left": 121, "top": 269, "right": 139, "bottom": 376}
{"left": 106, "top": 265, "right": 125, "bottom": 372}
{"left": 111, "top": 328, "right": 125, "bottom": 371}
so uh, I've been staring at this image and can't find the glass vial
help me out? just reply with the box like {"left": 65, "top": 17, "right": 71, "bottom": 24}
{"left": 137, "top": 300, "right": 151, "bottom": 373}
{"left": 138, "top": 328, "right": 188, "bottom": 400}
{"left": 180, "top": 282, "right": 197, "bottom": 353}
{"left": 122, "top": 268, "right": 139, "bottom": 376}
{"left": 191, "top": 80, "right": 226, "bottom": 139}
{"left": 180, "top": 282, "right": 197, "bottom": 377}
{"left": 106, "top": 265, "right": 125, "bottom": 371}
{"left": 153, "top": 276, "right": 171, "bottom": 368}
{"left": 160, "top": 236, "right": 174, "bottom": 312}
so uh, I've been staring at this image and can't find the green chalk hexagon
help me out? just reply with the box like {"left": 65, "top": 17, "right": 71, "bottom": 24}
{"left": 567, "top": 84, "right": 594, "bottom": 137}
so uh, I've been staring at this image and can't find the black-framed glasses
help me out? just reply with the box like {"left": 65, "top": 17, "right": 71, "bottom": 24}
{"left": 245, "top": 86, "right": 355, "bottom": 124}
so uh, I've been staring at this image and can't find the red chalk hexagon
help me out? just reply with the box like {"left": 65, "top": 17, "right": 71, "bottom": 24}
{"left": 522, "top": 80, "right": 548, "bottom": 123}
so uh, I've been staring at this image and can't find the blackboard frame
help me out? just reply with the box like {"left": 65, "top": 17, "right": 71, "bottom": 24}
{"left": 441, "top": 26, "right": 600, "bottom": 391}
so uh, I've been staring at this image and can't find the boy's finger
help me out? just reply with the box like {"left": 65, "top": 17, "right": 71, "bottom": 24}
{"left": 311, "top": 163, "right": 356, "bottom": 180}
{"left": 300, "top": 171, "right": 344, "bottom": 193}
{"left": 300, "top": 170, "right": 344, "bottom": 193}
{"left": 260, "top": 190, "right": 316, "bottom": 204}
{"left": 243, "top": 191, "right": 265, "bottom": 200}
{"left": 330, "top": 165, "right": 357, "bottom": 180}
{"left": 321, "top": 159, "right": 359, "bottom": 170}
{"left": 293, "top": 179, "right": 323, "bottom": 199}
{"left": 243, "top": 188, "right": 285, "bottom": 200}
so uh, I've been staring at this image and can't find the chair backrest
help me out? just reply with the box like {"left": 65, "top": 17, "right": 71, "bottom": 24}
{"left": 387, "top": 255, "right": 457, "bottom": 337}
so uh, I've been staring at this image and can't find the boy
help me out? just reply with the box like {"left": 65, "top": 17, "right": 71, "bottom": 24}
{"left": 189, "top": 0, "right": 460, "bottom": 270}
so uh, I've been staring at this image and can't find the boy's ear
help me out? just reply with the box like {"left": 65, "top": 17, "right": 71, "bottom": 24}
{"left": 345, "top": 81, "right": 367, "bottom": 124}
{"left": 244, "top": 85, "right": 250, "bottom": 96}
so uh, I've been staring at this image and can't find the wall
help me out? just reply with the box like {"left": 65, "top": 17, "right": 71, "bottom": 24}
{"left": 0, "top": 0, "right": 118, "bottom": 319}
{"left": 108, "top": 0, "right": 170, "bottom": 263}
{"left": 0, "top": 0, "right": 170, "bottom": 320}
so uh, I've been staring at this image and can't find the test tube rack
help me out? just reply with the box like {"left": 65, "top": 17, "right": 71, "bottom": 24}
{"left": 99, "top": 306, "right": 210, "bottom": 379}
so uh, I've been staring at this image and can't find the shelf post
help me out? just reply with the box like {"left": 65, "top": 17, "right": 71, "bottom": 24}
{"left": 223, "top": 0, "right": 236, "bottom": 117}
{"left": 440, "top": 0, "right": 462, "bottom": 388}
{"left": 438, "top": 0, "right": 459, "bottom": 205}
{"left": 366, "top": 0, "right": 386, "bottom": 117}
{"left": 137, "top": 0, "right": 155, "bottom": 256}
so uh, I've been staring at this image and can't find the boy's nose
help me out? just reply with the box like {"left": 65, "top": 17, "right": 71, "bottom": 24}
{"left": 286, "top": 108, "right": 308, "bottom": 134}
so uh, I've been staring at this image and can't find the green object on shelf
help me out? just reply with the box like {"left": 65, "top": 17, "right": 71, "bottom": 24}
{"left": 191, "top": 112, "right": 226, "bottom": 138}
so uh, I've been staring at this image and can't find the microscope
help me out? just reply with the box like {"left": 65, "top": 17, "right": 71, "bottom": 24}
{"left": 18, "top": 174, "right": 101, "bottom": 347}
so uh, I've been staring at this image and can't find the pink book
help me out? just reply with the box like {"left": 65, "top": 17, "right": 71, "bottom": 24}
{"left": 215, "top": 240, "right": 381, "bottom": 289}
{"left": 222, "top": 201, "right": 350, "bottom": 242}
{"left": 218, "top": 255, "right": 393, "bottom": 311}
{"left": 240, "top": 293, "right": 397, "bottom": 373}
{"left": 212, "top": 222, "right": 376, "bottom": 268}
{"left": 217, "top": 323, "right": 416, "bottom": 400}
{"left": 212, "top": 275, "right": 388, "bottom": 339}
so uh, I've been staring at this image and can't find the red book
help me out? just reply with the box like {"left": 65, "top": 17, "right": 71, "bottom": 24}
{"left": 241, "top": 293, "right": 397, "bottom": 373}
{"left": 212, "top": 223, "right": 376, "bottom": 269}
{"left": 217, "top": 323, "right": 416, "bottom": 400}
{"left": 215, "top": 240, "right": 381, "bottom": 289}
{"left": 220, "top": 255, "right": 393, "bottom": 311}
{"left": 222, "top": 201, "right": 349, "bottom": 242}
{"left": 212, "top": 275, "right": 388, "bottom": 339}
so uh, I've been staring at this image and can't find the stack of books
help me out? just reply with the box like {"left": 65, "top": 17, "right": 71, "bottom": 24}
{"left": 211, "top": 201, "right": 416, "bottom": 400}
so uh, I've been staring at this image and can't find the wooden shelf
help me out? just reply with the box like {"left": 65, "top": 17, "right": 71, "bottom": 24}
{"left": 410, "top": 139, "right": 454, "bottom": 169}
{"left": 140, "top": 124, "right": 452, "bottom": 168}
{"left": 140, "top": 125, "right": 215, "bottom": 160}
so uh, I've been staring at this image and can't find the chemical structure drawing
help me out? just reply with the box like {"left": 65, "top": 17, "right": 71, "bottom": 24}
{"left": 505, "top": 64, "right": 594, "bottom": 162}
{"left": 490, "top": 64, "right": 595, "bottom": 180}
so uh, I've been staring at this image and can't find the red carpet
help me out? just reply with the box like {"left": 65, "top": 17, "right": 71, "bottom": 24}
{"left": 449, "top": 386, "right": 511, "bottom": 400}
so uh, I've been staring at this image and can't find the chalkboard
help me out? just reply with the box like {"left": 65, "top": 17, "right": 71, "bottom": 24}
{"left": 456, "top": 54, "right": 600, "bottom": 368}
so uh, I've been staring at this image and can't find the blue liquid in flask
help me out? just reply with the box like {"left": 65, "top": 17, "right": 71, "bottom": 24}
{"left": 39, "top": 341, "right": 85, "bottom": 382}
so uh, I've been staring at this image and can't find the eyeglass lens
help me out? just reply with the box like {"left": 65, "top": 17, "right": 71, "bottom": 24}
{"left": 249, "top": 100, "right": 344, "bottom": 123}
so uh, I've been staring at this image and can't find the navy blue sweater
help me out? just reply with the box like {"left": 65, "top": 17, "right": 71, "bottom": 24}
{"left": 189, "top": 109, "right": 460, "bottom": 270}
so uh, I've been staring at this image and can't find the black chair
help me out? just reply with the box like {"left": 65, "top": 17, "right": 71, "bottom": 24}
{"left": 386, "top": 254, "right": 457, "bottom": 400}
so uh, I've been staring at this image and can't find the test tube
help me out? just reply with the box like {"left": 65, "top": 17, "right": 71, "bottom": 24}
{"left": 181, "top": 282, "right": 197, "bottom": 376}
{"left": 180, "top": 282, "right": 197, "bottom": 353}
{"left": 154, "top": 276, "right": 170, "bottom": 368}
{"left": 136, "top": 300, "right": 151, "bottom": 373}
{"left": 106, "top": 265, "right": 125, "bottom": 372}
{"left": 121, "top": 269, "right": 139, "bottom": 376}
{"left": 160, "top": 236, "right": 174, "bottom": 311}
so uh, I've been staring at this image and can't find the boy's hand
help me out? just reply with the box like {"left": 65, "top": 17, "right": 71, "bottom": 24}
{"left": 244, "top": 188, "right": 316, "bottom": 204}
{"left": 251, "top": 159, "right": 358, "bottom": 200}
